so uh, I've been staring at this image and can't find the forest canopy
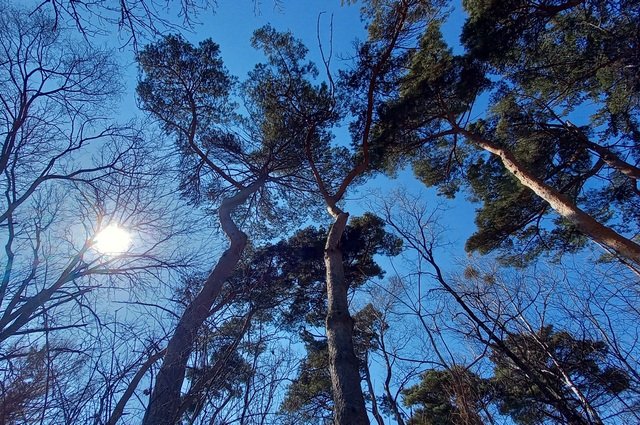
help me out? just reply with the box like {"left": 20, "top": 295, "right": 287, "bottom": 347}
{"left": 1, "top": 0, "right": 639, "bottom": 424}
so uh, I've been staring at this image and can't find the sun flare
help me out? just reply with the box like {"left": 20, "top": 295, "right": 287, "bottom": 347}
{"left": 94, "top": 224, "right": 132, "bottom": 255}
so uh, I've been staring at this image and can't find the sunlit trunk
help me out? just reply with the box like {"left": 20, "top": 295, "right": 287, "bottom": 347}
{"left": 142, "top": 181, "right": 262, "bottom": 425}
{"left": 462, "top": 129, "right": 640, "bottom": 267}
{"left": 324, "top": 211, "right": 370, "bottom": 425}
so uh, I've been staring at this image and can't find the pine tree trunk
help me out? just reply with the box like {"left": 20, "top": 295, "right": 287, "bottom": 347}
{"left": 463, "top": 130, "right": 640, "bottom": 267}
{"left": 142, "top": 181, "right": 262, "bottom": 425}
{"left": 324, "top": 211, "right": 370, "bottom": 425}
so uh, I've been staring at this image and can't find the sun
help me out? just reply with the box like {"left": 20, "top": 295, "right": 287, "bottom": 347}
{"left": 94, "top": 224, "right": 132, "bottom": 255}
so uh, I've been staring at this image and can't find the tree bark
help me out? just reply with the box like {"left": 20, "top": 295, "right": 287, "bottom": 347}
{"left": 324, "top": 211, "right": 370, "bottom": 425}
{"left": 304, "top": 4, "right": 412, "bottom": 422}
{"left": 527, "top": 328, "right": 604, "bottom": 425}
{"left": 460, "top": 129, "right": 640, "bottom": 267}
{"left": 142, "top": 181, "right": 262, "bottom": 425}
{"left": 583, "top": 139, "right": 640, "bottom": 181}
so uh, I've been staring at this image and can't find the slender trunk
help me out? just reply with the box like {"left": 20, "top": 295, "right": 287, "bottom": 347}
{"left": 526, "top": 327, "right": 604, "bottom": 425}
{"left": 107, "top": 349, "right": 166, "bottom": 425}
{"left": 325, "top": 211, "right": 370, "bottom": 425}
{"left": 378, "top": 331, "right": 405, "bottom": 425}
{"left": 363, "top": 352, "right": 385, "bottom": 425}
{"left": 555, "top": 362, "right": 604, "bottom": 425}
{"left": 461, "top": 129, "right": 640, "bottom": 267}
{"left": 142, "top": 181, "right": 262, "bottom": 425}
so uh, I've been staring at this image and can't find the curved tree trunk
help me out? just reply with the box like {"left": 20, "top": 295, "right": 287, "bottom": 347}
{"left": 460, "top": 129, "right": 640, "bottom": 267}
{"left": 324, "top": 211, "right": 370, "bottom": 425}
{"left": 142, "top": 181, "right": 262, "bottom": 425}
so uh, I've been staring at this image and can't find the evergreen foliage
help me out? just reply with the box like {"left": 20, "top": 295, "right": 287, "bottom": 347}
{"left": 402, "top": 367, "right": 487, "bottom": 425}
{"left": 281, "top": 303, "right": 391, "bottom": 423}
{"left": 376, "top": 0, "right": 640, "bottom": 265}
{"left": 490, "top": 326, "right": 630, "bottom": 424}
{"left": 5, "top": 1, "right": 640, "bottom": 424}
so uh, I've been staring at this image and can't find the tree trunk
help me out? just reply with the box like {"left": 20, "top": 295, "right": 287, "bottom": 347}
{"left": 107, "top": 349, "right": 166, "bottom": 425}
{"left": 363, "top": 352, "right": 385, "bottom": 425}
{"left": 462, "top": 129, "right": 640, "bottom": 267}
{"left": 379, "top": 329, "right": 406, "bottom": 425}
{"left": 584, "top": 139, "right": 640, "bottom": 181}
{"left": 324, "top": 211, "right": 370, "bottom": 425}
{"left": 142, "top": 181, "right": 262, "bottom": 425}
{"left": 529, "top": 330, "right": 604, "bottom": 425}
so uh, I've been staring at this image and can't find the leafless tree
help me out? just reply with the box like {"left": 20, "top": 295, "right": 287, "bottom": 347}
{"left": 0, "top": 5, "right": 196, "bottom": 423}
{"left": 30, "top": 0, "right": 288, "bottom": 49}
{"left": 375, "top": 189, "right": 620, "bottom": 424}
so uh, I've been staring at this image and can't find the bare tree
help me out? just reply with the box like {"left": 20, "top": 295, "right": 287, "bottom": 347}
{"left": 30, "top": 0, "right": 214, "bottom": 47}
{"left": 376, "top": 189, "right": 612, "bottom": 424}
{"left": 0, "top": 6, "right": 196, "bottom": 424}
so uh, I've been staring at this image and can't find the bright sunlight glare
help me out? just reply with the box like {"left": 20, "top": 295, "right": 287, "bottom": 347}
{"left": 94, "top": 224, "right": 132, "bottom": 255}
